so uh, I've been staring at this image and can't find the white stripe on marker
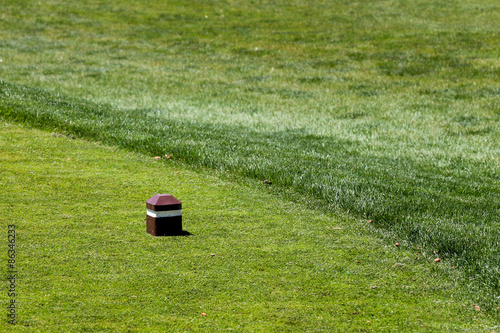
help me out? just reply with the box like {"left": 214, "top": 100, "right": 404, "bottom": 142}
{"left": 146, "top": 209, "right": 182, "bottom": 218}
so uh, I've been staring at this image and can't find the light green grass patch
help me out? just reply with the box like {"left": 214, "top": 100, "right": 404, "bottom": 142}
{"left": 1, "top": 122, "right": 498, "bottom": 331}
{"left": 1, "top": 0, "right": 499, "bottom": 320}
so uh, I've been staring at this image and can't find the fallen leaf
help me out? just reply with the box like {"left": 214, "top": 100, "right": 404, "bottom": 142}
{"left": 434, "top": 258, "right": 441, "bottom": 262}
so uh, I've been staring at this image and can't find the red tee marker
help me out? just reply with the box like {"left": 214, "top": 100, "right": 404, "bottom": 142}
{"left": 146, "top": 194, "right": 182, "bottom": 236}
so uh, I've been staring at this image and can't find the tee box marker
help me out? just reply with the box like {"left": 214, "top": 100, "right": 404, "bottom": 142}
{"left": 146, "top": 194, "right": 182, "bottom": 236}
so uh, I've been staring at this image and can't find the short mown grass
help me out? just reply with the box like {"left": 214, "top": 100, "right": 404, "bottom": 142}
{"left": 1, "top": 0, "right": 499, "bottom": 316}
{"left": 1, "top": 122, "right": 498, "bottom": 331}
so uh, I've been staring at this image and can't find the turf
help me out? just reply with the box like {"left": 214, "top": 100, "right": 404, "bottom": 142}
{"left": 0, "top": 0, "right": 499, "bottom": 317}
{"left": 0, "top": 122, "right": 498, "bottom": 331}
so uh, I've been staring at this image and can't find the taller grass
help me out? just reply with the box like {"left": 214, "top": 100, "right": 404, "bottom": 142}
{"left": 1, "top": 0, "right": 499, "bottom": 307}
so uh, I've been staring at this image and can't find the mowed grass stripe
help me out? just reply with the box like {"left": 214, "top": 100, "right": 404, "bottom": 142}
{"left": 0, "top": 122, "right": 497, "bottom": 331}
{"left": 1, "top": 80, "right": 499, "bottom": 309}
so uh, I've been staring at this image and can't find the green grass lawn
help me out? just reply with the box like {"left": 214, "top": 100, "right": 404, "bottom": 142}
{"left": 1, "top": 0, "right": 499, "bottom": 326}
{"left": 0, "top": 122, "right": 498, "bottom": 332}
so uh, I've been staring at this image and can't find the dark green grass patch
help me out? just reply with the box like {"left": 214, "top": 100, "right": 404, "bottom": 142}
{"left": 1, "top": 122, "right": 499, "bottom": 331}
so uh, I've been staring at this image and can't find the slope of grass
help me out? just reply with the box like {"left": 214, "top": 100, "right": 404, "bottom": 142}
{"left": 1, "top": 80, "right": 500, "bottom": 310}
{"left": 1, "top": 122, "right": 499, "bottom": 331}
{"left": 0, "top": 0, "right": 499, "bottom": 308}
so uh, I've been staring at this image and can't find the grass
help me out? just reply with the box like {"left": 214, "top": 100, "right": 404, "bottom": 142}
{"left": 1, "top": 77, "right": 499, "bottom": 311}
{"left": 0, "top": 122, "right": 498, "bottom": 332}
{"left": 0, "top": 0, "right": 499, "bottom": 319}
